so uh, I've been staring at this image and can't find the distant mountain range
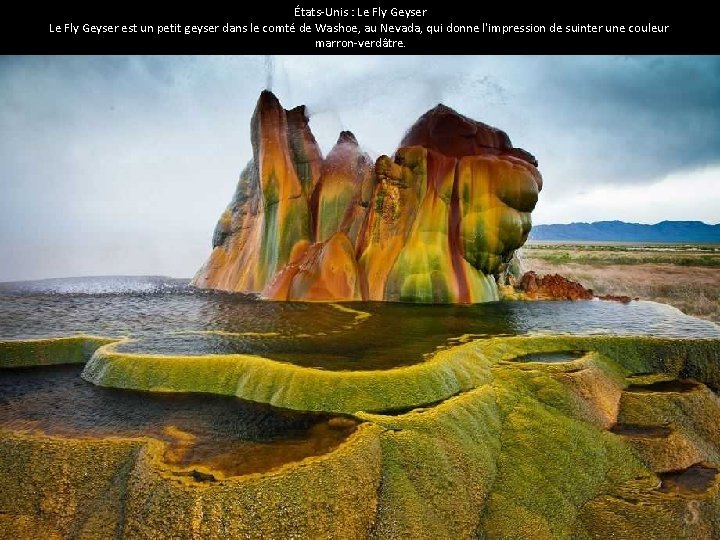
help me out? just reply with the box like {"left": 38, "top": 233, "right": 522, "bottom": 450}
{"left": 530, "top": 221, "right": 720, "bottom": 243}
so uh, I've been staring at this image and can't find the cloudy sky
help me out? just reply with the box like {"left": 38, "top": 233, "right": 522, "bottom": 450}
{"left": 1, "top": 55, "right": 718, "bottom": 281}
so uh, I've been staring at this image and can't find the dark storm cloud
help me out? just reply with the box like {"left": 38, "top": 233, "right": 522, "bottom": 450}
{"left": 531, "top": 56, "right": 720, "bottom": 182}
{"left": 277, "top": 56, "right": 720, "bottom": 188}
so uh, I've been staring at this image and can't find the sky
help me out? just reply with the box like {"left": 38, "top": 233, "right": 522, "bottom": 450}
{"left": 1, "top": 55, "right": 719, "bottom": 281}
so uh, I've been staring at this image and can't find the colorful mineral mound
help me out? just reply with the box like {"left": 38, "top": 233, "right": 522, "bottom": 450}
{"left": 192, "top": 91, "right": 542, "bottom": 303}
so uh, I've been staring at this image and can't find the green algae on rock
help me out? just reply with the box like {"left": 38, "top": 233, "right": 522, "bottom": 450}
{"left": 81, "top": 335, "right": 720, "bottom": 414}
{"left": 0, "top": 425, "right": 383, "bottom": 540}
{"left": 81, "top": 338, "right": 493, "bottom": 414}
{"left": 3, "top": 334, "right": 720, "bottom": 538}
{"left": 0, "top": 335, "right": 117, "bottom": 368}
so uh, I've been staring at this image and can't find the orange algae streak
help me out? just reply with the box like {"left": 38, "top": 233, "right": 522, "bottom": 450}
{"left": 191, "top": 91, "right": 315, "bottom": 292}
{"left": 263, "top": 233, "right": 361, "bottom": 301}
{"left": 312, "top": 131, "right": 373, "bottom": 245}
{"left": 261, "top": 240, "right": 312, "bottom": 300}
{"left": 253, "top": 91, "right": 311, "bottom": 284}
{"left": 192, "top": 188, "right": 266, "bottom": 292}
{"left": 290, "top": 232, "right": 361, "bottom": 301}
{"left": 356, "top": 149, "right": 426, "bottom": 301}
{"left": 449, "top": 159, "right": 470, "bottom": 303}
{"left": 285, "top": 105, "right": 323, "bottom": 197}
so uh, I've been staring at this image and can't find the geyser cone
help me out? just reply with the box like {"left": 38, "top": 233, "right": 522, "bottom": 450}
{"left": 193, "top": 93, "right": 543, "bottom": 303}
{"left": 192, "top": 90, "right": 316, "bottom": 292}
{"left": 311, "top": 130, "right": 374, "bottom": 245}
{"left": 286, "top": 104, "right": 323, "bottom": 196}
{"left": 401, "top": 103, "right": 541, "bottom": 177}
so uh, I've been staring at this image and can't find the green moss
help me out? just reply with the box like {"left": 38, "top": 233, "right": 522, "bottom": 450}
{"left": 82, "top": 335, "right": 720, "bottom": 416}
{"left": 480, "top": 364, "right": 647, "bottom": 538}
{"left": 0, "top": 431, "right": 142, "bottom": 539}
{"left": 616, "top": 380, "right": 720, "bottom": 472}
{"left": 0, "top": 425, "right": 383, "bottom": 539}
{"left": 361, "top": 385, "right": 502, "bottom": 538}
{"left": 4, "top": 334, "right": 720, "bottom": 538}
{"left": 0, "top": 335, "right": 118, "bottom": 368}
{"left": 82, "top": 339, "right": 493, "bottom": 414}
{"left": 122, "top": 425, "right": 383, "bottom": 539}
{"left": 317, "top": 186, "right": 355, "bottom": 242}
{"left": 473, "top": 335, "right": 720, "bottom": 389}
{"left": 576, "top": 482, "right": 720, "bottom": 539}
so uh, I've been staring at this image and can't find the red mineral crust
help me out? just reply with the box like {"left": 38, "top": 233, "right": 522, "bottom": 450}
{"left": 519, "top": 271, "right": 594, "bottom": 301}
{"left": 400, "top": 104, "right": 541, "bottom": 181}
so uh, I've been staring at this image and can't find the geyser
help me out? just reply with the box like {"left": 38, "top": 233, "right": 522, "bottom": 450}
{"left": 192, "top": 91, "right": 542, "bottom": 303}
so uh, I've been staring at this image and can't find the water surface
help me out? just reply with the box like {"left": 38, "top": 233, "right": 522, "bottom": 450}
{"left": 658, "top": 464, "right": 719, "bottom": 494}
{"left": 0, "top": 364, "right": 356, "bottom": 477}
{"left": 1, "top": 276, "right": 718, "bottom": 477}
{"left": 509, "top": 351, "right": 587, "bottom": 364}
{"left": 1, "top": 276, "right": 718, "bottom": 371}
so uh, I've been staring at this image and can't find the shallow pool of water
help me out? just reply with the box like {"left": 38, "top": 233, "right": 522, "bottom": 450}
{"left": 658, "top": 463, "right": 719, "bottom": 494}
{"left": 1, "top": 276, "right": 718, "bottom": 371}
{"left": 509, "top": 350, "right": 587, "bottom": 364}
{"left": 0, "top": 364, "right": 356, "bottom": 477}
{"left": 626, "top": 379, "right": 701, "bottom": 394}
{"left": 610, "top": 424, "right": 672, "bottom": 438}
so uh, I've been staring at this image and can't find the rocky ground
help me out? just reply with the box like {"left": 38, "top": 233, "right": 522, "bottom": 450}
{"left": 521, "top": 243, "right": 720, "bottom": 322}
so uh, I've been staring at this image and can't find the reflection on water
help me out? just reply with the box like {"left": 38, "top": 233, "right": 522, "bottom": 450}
{"left": 1, "top": 277, "right": 719, "bottom": 478}
{"left": 658, "top": 463, "right": 719, "bottom": 494}
{"left": 610, "top": 424, "right": 672, "bottom": 439}
{"left": 0, "top": 276, "right": 718, "bottom": 371}
{"left": 625, "top": 379, "right": 701, "bottom": 394}
{"left": 0, "top": 365, "right": 357, "bottom": 477}
{"left": 509, "top": 350, "right": 587, "bottom": 364}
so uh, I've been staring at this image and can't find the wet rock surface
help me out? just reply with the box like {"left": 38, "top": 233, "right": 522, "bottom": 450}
{"left": 626, "top": 379, "right": 701, "bottom": 393}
